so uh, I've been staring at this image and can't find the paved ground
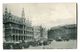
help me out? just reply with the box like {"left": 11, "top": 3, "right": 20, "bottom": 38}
{"left": 28, "top": 40, "right": 77, "bottom": 49}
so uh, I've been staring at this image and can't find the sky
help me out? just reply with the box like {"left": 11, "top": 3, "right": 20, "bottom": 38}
{"left": 3, "top": 3, "right": 76, "bottom": 29}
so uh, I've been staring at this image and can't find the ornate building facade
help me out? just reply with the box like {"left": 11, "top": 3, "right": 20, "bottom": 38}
{"left": 3, "top": 7, "right": 34, "bottom": 43}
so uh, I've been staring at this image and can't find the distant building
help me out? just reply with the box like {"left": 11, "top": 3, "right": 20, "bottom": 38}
{"left": 42, "top": 28, "right": 48, "bottom": 39}
{"left": 33, "top": 26, "right": 48, "bottom": 41}
{"left": 33, "top": 26, "right": 41, "bottom": 41}
{"left": 3, "top": 7, "right": 34, "bottom": 43}
{"left": 39, "top": 26, "right": 48, "bottom": 41}
{"left": 48, "top": 24, "right": 77, "bottom": 40}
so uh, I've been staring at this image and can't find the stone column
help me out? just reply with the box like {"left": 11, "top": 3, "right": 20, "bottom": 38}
{"left": 12, "top": 35, "right": 13, "bottom": 42}
{"left": 15, "top": 35, "right": 16, "bottom": 42}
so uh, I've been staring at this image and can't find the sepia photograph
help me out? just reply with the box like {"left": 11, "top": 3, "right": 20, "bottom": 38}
{"left": 3, "top": 3, "right": 77, "bottom": 49}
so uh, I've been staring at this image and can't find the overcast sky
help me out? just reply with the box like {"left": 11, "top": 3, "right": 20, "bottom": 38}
{"left": 3, "top": 3, "right": 76, "bottom": 29}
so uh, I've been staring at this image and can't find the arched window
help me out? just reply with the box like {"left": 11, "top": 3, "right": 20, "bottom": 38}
{"left": 13, "top": 35, "right": 15, "bottom": 40}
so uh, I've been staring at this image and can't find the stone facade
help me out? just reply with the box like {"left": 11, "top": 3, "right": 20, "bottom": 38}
{"left": 3, "top": 7, "right": 34, "bottom": 43}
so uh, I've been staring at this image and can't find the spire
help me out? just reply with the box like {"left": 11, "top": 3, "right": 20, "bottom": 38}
{"left": 22, "top": 8, "right": 25, "bottom": 18}
{"left": 4, "top": 7, "right": 8, "bottom": 16}
{"left": 8, "top": 9, "right": 12, "bottom": 17}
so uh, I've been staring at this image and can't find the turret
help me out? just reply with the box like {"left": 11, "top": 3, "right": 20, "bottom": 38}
{"left": 4, "top": 7, "right": 8, "bottom": 17}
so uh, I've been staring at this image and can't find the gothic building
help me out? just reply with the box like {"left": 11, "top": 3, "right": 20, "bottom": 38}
{"left": 3, "top": 7, "right": 34, "bottom": 43}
